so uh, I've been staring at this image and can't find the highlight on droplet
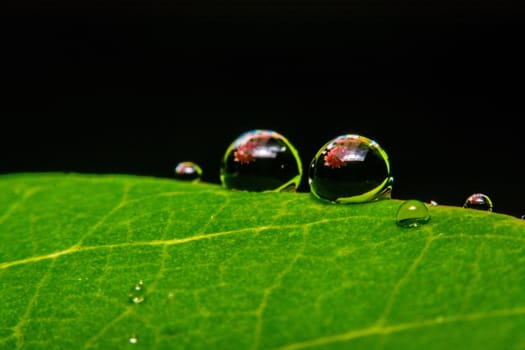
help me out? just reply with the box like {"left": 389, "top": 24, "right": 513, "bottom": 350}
{"left": 396, "top": 199, "right": 431, "bottom": 228}
{"left": 174, "top": 161, "right": 203, "bottom": 182}
{"left": 129, "top": 335, "right": 138, "bottom": 344}
{"left": 220, "top": 129, "right": 303, "bottom": 192}
{"left": 463, "top": 193, "right": 493, "bottom": 212}
{"left": 128, "top": 280, "right": 146, "bottom": 304}
{"left": 308, "top": 134, "right": 393, "bottom": 204}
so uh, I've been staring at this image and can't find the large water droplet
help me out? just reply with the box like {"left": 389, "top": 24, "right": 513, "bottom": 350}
{"left": 128, "top": 280, "right": 146, "bottom": 304}
{"left": 220, "top": 129, "right": 303, "bottom": 192}
{"left": 463, "top": 193, "right": 493, "bottom": 212}
{"left": 396, "top": 199, "right": 431, "bottom": 228}
{"left": 174, "top": 161, "right": 202, "bottom": 182}
{"left": 308, "top": 134, "right": 393, "bottom": 203}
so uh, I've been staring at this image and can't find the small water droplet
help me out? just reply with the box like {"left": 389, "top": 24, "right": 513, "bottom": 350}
{"left": 428, "top": 200, "right": 439, "bottom": 206}
{"left": 174, "top": 161, "right": 203, "bottom": 182}
{"left": 396, "top": 199, "right": 431, "bottom": 228}
{"left": 129, "top": 335, "right": 138, "bottom": 344}
{"left": 128, "top": 280, "right": 146, "bottom": 304}
{"left": 308, "top": 134, "right": 393, "bottom": 203}
{"left": 220, "top": 129, "right": 303, "bottom": 192}
{"left": 167, "top": 290, "right": 176, "bottom": 304}
{"left": 463, "top": 193, "right": 493, "bottom": 212}
{"left": 521, "top": 215, "right": 525, "bottom": 220}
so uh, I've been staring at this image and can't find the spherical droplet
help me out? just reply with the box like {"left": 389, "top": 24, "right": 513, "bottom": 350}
{"left": 220, "top": 129, "right": 303, "bottom": 192}
{"left": 174, "top": 161, "right": 202, "bottom": 182}
{"left": 396, "top": 199, "right": 431, "bottom": 228}
{"left": 308, "top": 134, "right": 393, "bottom": 203}
{"left": 463, "top": 193, "right": 493, "bottom": 212}
{"left": 128, "top": 280, "right": 146, "bottom": 304}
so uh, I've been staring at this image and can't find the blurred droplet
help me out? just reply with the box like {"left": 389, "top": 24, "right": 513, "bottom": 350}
{"left": 128, "top": 280, "right": 146, "bottom": 304}
{"left": 174, "top": 161, "right": 202, "bottom": 182}
{"left": 129, "top": 335, "right": 138, "bottom": 344}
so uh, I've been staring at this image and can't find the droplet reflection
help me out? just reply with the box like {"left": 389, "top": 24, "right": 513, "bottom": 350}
{"left": 308, "top": 134, "right": 393, "bottom": 204}
{"left": 220, "top": 129, "right": 303, "bottom": 192}
{"left": 463, "top": 193, "right": 493, "bottom": 212}
{"left": 174, "top": 161, "right": 203, "bottom": 182}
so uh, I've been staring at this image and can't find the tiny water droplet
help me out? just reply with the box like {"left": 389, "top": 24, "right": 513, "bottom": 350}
{"left": 167, "top": 291, "right": 176, "bottom": 304}
{"left": 308, "top": 134, "right": 393, "bottom": 203}
{"left": 129, "top": 335, "right": 138, "bottom": 344}
{"left": 220, "top": 129, "right": 303, "bottom": 192}
{"left": 128, "top": 280, "right": 146, "bottom": 304}
{"left": 521, "top": 215, "right": 525, "bottom": 220}
{"left": 463, "top": 193, "right": 493, "bottom": 212}
{"left": 429, "top": 200, "right": 439, "bottom": 206}
{"left": 174, "top": 161, "right": 203, "bottom": 182}
{"left": 396, "top": 199, "right": 431, "bottom": 228}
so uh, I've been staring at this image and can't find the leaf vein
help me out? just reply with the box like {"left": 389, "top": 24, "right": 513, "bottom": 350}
{"left": 13, "top": 259, "right": 56, "bottom": 350}
{"left": 278, "top": 307, "right": 525, "bottom": 349}
{"left": 375, "top": 232, "right": 434, "bottom": 326}
{"left": 252, "top": 227, "right": 308, "bottom": 350}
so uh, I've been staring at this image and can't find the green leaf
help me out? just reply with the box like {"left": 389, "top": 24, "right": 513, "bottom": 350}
{"left": 1, "top": 173, "right": 524, "bottom": 350}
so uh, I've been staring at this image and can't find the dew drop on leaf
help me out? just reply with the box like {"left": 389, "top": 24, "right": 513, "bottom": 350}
{"left": 463, "top": 193, "right": 493, "bottom": 212}
{"left": 129, "top": 335, "right": 138, "bottom": 344}
{"left": 308, "top": 134, "right": 393, "bottom": 203}
{"left": 396, "top": 199, "right": 431, "bottom": 228}
{"left": 128, "top": 280, "right": 146, "bottom": 304}
{"left": 174, "top": 161, "right": 203, "bottom": 182}
{"left": 220, "top": 129, "right": 303, "bottom": 192}
{"left": 167, "top": 290, "right": 176, "bottom": 303}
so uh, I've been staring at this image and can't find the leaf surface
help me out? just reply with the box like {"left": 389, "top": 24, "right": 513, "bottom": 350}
{"left": 1, "top": 173, "right": 524, "bottom": 350}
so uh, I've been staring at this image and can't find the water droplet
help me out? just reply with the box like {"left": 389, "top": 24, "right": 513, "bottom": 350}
{"left": 220, "top": 129, "right": 303, "bottom": 192}
{"left": 463, "top": 193, "right": 493, "bottom": 212}
{"left": 174, "top": 161, "right": 202, "bottom": 182}
{"left": 521, "top": 215, "right": 525, "bottom": 220}
{"left": 128, "top": 280, "right": 146, "bottom": 304}
{"left": 396, "top": 199, "right": 431, "bottom": 228}
{"left": 167, "top": 291, "right": 176, "bottom": 304}
{"left": 129, "top": 335, "right": 138, "bottom": 344}
{"left": 308, "top": 134, "right": 393, "bottom": 203}
{"left": 428, "top": 200, "right": 439, "bottom": 206}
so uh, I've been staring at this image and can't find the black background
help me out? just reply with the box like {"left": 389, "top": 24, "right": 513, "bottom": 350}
{"left": 2, "top": 0, "right": 524, "bottom": 217}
